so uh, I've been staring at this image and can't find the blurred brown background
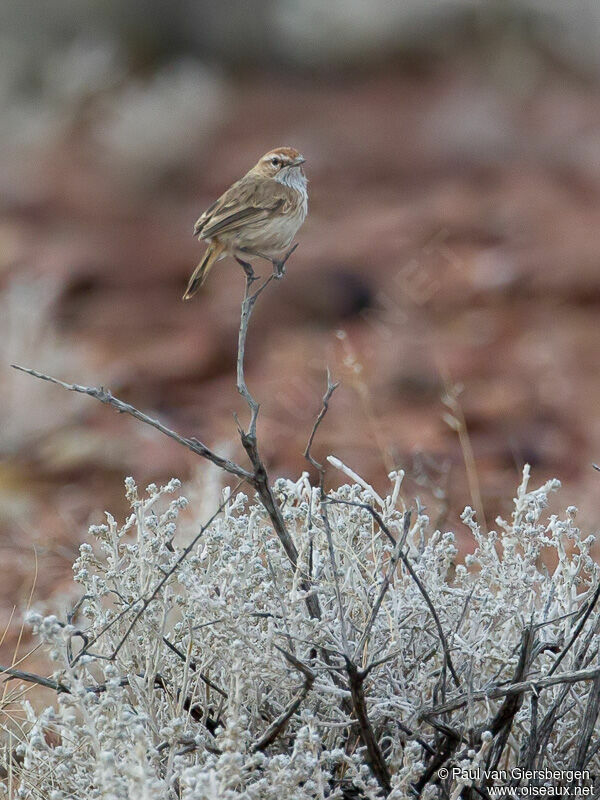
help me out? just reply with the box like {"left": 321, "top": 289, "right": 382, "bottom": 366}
{"left": 2, "top": 1, "right": 600, "bottom": 664}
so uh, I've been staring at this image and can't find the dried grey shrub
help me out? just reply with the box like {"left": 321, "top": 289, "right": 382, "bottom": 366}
{"left": 3, "top": 463, "right": 600, "bottom": 798}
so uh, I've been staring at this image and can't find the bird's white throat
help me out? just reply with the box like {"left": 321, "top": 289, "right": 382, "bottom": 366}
{"left": 276, "top": 166, "right": 307, "bottom": 192}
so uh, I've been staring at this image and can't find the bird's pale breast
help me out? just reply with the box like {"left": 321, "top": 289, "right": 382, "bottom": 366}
{"left": 228, "top": 186, "right": 307, "bottom": 257}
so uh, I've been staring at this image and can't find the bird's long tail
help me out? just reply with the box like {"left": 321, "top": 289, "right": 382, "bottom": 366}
{"left": 182, "top": 243, "right": 225, "bottom": 300}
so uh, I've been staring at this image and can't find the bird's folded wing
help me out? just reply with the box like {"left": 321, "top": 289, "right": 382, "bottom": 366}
{"left": 193, "top": 178, "right": 287, "bottom": 239}
{"left": 200, "top": 203, "right": 284, "bottom": 240}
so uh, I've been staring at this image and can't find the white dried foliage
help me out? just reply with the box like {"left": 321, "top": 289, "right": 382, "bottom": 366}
{"left": 4, "top": 465, "right": 600, "bottom": 798}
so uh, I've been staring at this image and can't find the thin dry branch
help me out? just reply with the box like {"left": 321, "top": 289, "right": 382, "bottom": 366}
{"left": 346, "top": 659, "right": 392, "bottom": 795}
{"left": 300, "top": 374, "right": 345, "bottom": 637}
{"left": 413, "top": 722, "right": 460, "bottom": 797}
{"left": 482, "top": 626, "right": 534, "bottom": 777}
{"left": 523, "top": 692, "right": 539, "bottom": 772}
{"left": 304, "top": 376, "right": 350, "bottom": 636}
{"left": 235, "top": 243, "right": 298, "bottom": 439}
{"left": 233, "top": 258, "right": 321, "bottom": 620}
{"left": 487, "top": 626, "right": 534, "bottom": 738}
{"left": 162, "top": 637, "right": 228, "bottom": 699}
{"left": 0, "top": 663, "right": 216, "bottom": 736}
{"left": 0, "top": 665, "right": 68, "bottom": 694}
{"left": 11, "top": 365, "right": 252, "bottom": 482}
{"left": 304, "top": 371, "right": 340, "bottom": 482}
{"left": 321, "top": 502, "right": 350, "bottom": 658}
{"left": 302, "top": 372, "right": 348, "bottom": 652}
{"left": 303, "top": 374, "right": 394, "bottom": 790}
{"left": 236, "top": 270, "right": 275, "bottom": 438}
{"left": 422, "top": 664, "right": 600, "bottom": 718}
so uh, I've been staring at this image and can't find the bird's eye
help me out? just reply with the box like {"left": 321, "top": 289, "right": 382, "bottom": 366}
{"left": 270, "top": 157, "right": 280, "bottom": 167}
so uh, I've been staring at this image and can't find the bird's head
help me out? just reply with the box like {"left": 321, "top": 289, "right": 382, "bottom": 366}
{"left": 253, "top": 147, "right": 306, "bottom": 181}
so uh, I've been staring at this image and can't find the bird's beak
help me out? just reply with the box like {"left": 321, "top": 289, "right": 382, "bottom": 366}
{"left": 293, "top": 156, "right": 306, "bottom": 166}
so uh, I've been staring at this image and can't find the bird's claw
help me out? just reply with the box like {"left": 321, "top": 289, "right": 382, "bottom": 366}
{"left": 272, "top": 243, "right": 298, "bottom": 278}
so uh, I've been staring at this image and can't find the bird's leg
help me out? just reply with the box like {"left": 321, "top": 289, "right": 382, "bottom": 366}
{"left": 271, "top": 243, "right": 299, "bottom": 279}
{"left": 235, "top": 256, "right": 258, "bottom": 283}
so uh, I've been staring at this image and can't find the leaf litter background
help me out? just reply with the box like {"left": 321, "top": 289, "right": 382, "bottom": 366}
{"left": 1, "top": 2, "right": 600, "bottom": 672}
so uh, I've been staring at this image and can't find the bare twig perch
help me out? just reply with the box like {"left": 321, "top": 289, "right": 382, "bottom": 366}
{"left": 233, "top": 251, "right": 321, "bottom": 620}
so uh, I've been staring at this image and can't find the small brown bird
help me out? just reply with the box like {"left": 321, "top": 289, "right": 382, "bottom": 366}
{"left": 183, "top": 146, "right": 308, "bottom": 299}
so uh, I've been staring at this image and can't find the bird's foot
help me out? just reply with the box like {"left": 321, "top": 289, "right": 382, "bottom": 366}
{"left": 272, "top": 243, "right": 299, "bottom": 278}
{"left": 272, "top": 261, "right": 286, "bottom": 279}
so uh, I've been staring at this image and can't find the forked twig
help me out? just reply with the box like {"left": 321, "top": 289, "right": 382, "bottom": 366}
{"left": 304, "top": 370, "right": 340, "bottom": 482}
{"left": 236, "top": 272, "right": 275, "bottom": 439}
{"left": 235, "top": 243, "right": 299, "bottom": 439}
